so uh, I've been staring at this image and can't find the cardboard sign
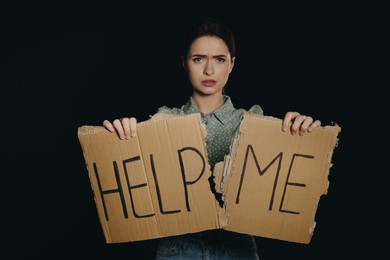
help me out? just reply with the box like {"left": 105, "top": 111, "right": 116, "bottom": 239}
{"left": 216, "top": 114, "right": 339, "bottom": 243}
{"left": 78, "top": 113, "right": 340, "bottom": 244}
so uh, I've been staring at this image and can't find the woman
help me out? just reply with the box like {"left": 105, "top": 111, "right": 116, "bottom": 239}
{"left": 103, "top": 17, "right": 321, "bottom": 260}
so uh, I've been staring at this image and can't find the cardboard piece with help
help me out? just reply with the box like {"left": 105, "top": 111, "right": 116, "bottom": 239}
{"left": 78, "top": 114, "right": 226, "bottom": 243}
{"left": 78, "top": 112, "right": 340, "bottom": 244}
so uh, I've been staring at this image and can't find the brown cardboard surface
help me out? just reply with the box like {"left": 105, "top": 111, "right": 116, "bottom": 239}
{"left": 78, "top": 112, "right": 340, "bottom": 244}
{"left": 78, "top": 114, "right": 225, "bottom": 243}
{"left": 218, "top": 113, "right": 340, "bottom": 244}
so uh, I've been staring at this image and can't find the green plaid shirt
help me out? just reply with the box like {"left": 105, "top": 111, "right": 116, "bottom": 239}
{"left": 157, "top": 95, "right": 263, "bottom": 168}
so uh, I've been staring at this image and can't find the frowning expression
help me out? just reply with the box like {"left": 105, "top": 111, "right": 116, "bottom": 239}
{"left": 184, "top": 36, "right": 235, "bottom": 96}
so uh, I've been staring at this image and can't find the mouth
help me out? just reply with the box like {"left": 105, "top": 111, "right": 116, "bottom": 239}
{"left": 201, "top": 80, "right": 217, "bottom": 87}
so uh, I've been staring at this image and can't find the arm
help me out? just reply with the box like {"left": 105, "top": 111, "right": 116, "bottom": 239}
{"left": 282, "top": 111, "right": 321, "bottom": 135}
{"left": 103, "top": 117, "right": 137, "bottom": 139}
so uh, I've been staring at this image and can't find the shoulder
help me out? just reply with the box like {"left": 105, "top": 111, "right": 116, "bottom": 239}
{"left": 157, "top": 105, "right": 185, "bottom": 115}
{"left": 235, "top": 104, "right": 263, "bottom": 116}
{"left": 247, "top": 104, "right": 263, "bottom": 115}
{"left": 224, "top": 96, "right": 263, "bottom": 116}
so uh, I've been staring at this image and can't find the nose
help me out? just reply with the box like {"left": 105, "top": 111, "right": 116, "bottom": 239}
{"left": 203, "top": 60, "right": 214, "bottom": 76}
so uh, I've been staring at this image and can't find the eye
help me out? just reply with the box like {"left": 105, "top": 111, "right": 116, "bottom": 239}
{"left": 216, "top": 57, "right": 226, "bottom": 63}
{"left": 193, "top": 57, "right": 203, "bottom": 63}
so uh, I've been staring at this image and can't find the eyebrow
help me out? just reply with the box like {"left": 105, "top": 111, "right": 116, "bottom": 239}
{"left": 191, "top": 54, "right": 227, "bottom": 59}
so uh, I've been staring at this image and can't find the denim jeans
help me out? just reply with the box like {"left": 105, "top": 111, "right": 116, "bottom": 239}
{"left": 155, "top": 230, "right": 260, "bottom": 260}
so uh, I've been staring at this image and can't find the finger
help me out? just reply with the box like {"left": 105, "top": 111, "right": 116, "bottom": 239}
{"left": 103, "top": 120, "right": 116, "bottom": 133}
{"left": 282, "top": 111, "right": 300, "bottom": 132}
{"left": 298, "top": 116, "right": 313, "bottom": 135}
{"left": 290, "top": 115, "right": 307, "bottom": 135}
{"left": 112, "top": 119, "right": 125, "bottom": 139}
{"left": 308, "top": 120, "right": 322, "bottom": 132}
{"left": 129, "top": 117, "right": 137, "bottom": 137}
{"left": 120, "top": 118, "right": 131, "bottom": 139}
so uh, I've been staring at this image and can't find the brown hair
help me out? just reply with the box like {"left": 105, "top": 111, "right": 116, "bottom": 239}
{"left": 181, "top": 17, "right": 236, "bottom": 61}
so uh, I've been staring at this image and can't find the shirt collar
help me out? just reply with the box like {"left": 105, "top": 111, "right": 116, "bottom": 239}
{"left": 183, "top": 95, "right": 236, "bottom": 125}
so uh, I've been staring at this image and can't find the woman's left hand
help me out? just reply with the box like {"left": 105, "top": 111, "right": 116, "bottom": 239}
{"left": 282, "top": 111, "right": 321, "bottom": 135}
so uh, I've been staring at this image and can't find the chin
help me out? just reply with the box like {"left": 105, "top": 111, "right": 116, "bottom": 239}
{"left": 196, "top": 87, "right": 223, "bottom": 96}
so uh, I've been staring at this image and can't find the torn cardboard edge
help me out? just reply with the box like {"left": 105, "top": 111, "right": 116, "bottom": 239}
{"left": 78, "top": 112, "right": 341, "bottom": 244}
{"left": 214, "top": 113, "right": 340, "bottom": 243}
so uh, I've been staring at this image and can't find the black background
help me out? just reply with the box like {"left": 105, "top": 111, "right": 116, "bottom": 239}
{"left": 2, "top": 1, "right": 388, "bottom": 259}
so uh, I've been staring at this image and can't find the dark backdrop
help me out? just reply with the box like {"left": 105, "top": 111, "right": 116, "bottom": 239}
{"left": 2, "top": 1, "right": 388, "bottom": 259}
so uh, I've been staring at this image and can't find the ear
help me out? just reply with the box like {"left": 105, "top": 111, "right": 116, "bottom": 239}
{"left": 229, "top": 57, "right": 235, "bottom": 74}
{"left": 181, "top": 56, "right": 188, "bottom": 71}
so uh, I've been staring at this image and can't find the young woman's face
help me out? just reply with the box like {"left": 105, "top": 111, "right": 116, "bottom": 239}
{"left": 184, "top": 36, "right": 235, "bottom": 96}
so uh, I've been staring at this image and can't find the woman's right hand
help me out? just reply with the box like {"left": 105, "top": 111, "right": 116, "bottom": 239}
{"left": 103, "top": 117, "right": 137, "bottom": 139}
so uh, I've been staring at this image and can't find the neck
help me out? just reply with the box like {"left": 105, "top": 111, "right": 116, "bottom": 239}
{"left": 192, "top": 92, "right": 224, "bottom": 115}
